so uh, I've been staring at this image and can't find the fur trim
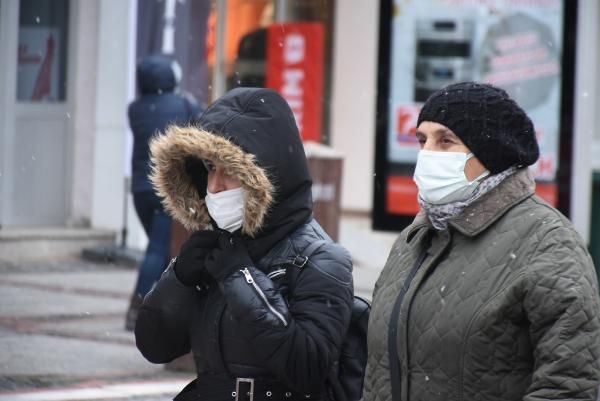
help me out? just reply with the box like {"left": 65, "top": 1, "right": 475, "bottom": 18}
{"left": 149, "top": 125, "right": 274, "bottom": 237}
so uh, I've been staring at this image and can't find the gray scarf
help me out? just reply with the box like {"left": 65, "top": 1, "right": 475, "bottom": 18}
{"left": 419, "top": 166, "right": 518, "bottom": 230}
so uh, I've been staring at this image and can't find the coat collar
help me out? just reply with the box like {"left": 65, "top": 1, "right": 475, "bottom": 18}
{"left": 406, "top": 211, "right": 431, "bottom": 243}
{"left": 449, "top": 168, "right": 535, "bottom": 236}
{"left": 407, "top": 168, "right": 535, "bottom": 240}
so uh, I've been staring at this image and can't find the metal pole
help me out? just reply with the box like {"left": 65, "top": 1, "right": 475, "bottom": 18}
{"left": 121, "top": 177, "right": 129, "bottom": 248}
{"left": 212, "top": 0, "right": 227, "bottom": 99}
{"left": 274, "top": 0, "right": 286, "bottom": 22}
{"left": 162, "top": 0, "right": 177, "bottom": 54}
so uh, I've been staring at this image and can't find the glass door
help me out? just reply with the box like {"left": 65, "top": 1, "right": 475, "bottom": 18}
{"left": 7, "top": 0, "right": 71, "bottom": 226}
{"left": 16, "top": 0, "right": 69, "bottom": 102}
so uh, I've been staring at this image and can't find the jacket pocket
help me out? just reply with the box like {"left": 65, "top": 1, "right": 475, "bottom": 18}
{"left": 240, "top": 268, "right": 289, "bottom": 327}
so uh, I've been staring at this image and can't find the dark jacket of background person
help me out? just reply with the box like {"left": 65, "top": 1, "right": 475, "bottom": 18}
{"left": 128, "top": 54, "right": 202, "bottom": 193}
{"left": 124, "top": 54, "right": 203, "bottom": 331}
{"left": 134, "top": 88, "right": 354, "bottom": 398}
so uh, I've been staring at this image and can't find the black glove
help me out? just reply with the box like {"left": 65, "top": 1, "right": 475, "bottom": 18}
{"left": 205, "top": 231, "right": 254, "bottom": 281}
{"left": 174, "top": 230, "right": 220, "bottom": 286}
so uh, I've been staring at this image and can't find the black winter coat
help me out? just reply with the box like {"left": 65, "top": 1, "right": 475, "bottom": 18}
{"left": 135, "top": 88, "right": 354, "bottom": 399}
{"left": 136, "top": 219, "right": 353, "bottom": 393}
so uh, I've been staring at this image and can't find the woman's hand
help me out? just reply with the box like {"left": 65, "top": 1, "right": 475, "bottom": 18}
{"left": 205, "top": 231, "right": 253, "bottom": 281}
{"left": 174, "top": 230, "right": 220, "bottom": 286}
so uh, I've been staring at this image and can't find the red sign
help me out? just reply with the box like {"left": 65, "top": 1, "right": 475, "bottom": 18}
{"left": 266, "top": 23, "right": 324, "bottom": 142}
{"left": 386, "top": 176, "right": 420, "bottom": 215}
{"left": 535, "top": 182, "right": 557, "bottom": 206}
{"left": 395, "top": 104, "right": 421, "bottom": 145}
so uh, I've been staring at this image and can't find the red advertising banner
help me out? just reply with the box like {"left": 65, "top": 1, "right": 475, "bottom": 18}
{"left": 386, "top": 176, "right": 420, "bottom": 215}
{"left": 266, "top": 23, "right": 324, "bottom": 142}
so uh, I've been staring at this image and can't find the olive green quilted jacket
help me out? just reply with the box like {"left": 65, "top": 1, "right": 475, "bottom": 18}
{"left": 364, "top": 169, "right": 600, "bottom": 401}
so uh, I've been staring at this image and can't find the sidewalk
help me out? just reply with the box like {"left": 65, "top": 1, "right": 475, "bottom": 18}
{"left": 0, "top": 214, "right": 400, "bottom": 400}
{"left": 338, "top": 215, "right": 399, "bottom": 299}
{"left": 0, "top": 260, "right": 192, "bottom": 400}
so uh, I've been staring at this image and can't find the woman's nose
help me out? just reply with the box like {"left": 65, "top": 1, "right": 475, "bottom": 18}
{"left": 422, "top": 140, "right": 434, "bottom": 151}
{"left": 207, "top": 172, "right": 225, "bottom": 193}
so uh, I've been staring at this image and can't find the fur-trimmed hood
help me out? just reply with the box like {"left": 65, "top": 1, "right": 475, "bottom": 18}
{"left": 149, "top": 87, "right": 313, "bottom": 245}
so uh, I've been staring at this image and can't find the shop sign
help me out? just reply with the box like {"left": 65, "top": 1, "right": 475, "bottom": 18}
{"left": 266, "top": 23, "right": 324, "bottom": 142}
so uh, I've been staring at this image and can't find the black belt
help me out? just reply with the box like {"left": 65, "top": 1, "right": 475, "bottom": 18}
{"left": 174, "top": 376, "right": 322, "bottom": 401}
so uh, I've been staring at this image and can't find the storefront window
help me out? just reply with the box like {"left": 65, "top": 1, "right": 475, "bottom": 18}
{"left": 135, "top": 0, "right": 333, "bottom": 142}
{"left": 16, "top": 0, "right": 69, "bottom": 102}
{"left": 373, "top": 0, "right": 573, "bottom": 231}
{"left": 213, "top": 0, "right": 335, "bottom": 143}
{"left": 136, "top": 0, "right": 212, "bottom": 106}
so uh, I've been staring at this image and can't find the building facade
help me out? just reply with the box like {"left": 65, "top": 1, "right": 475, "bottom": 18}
{"left": 0, "top": 0, "right": 598, "bottom": 261}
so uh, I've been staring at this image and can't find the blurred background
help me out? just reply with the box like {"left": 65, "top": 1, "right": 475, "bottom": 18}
{"left": 0, "top": 0, "right": 599, "bottom": 399}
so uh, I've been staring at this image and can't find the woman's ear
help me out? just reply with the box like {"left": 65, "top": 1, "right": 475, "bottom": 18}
{"left": 184, "top": 157, "right": 208, "bottom": 198}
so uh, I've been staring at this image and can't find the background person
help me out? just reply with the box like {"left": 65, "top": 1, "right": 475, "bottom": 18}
{"left": 364, "top": 81, "right": 600, "bottom": 401}
{"left": 125, "top": 53, "right": 203, "bottom": 330}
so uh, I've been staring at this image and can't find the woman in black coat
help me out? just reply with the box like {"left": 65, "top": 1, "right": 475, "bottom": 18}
{"left": 134, "top": 87, "right": 354, "bottom": 401}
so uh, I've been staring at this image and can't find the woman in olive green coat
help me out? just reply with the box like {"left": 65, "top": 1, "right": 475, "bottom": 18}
{"left": 364, "top": 82, "right": 600, "bottom": 401}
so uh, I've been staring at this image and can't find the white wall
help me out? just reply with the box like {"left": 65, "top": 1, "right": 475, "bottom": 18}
{"left": 0, "top": 0, "right": 18, "bottom": 227}
{"left": 330, "top": 0, "right": 380, "bottom": 212}
{"left": 592, "top": 0, "right": 600, "bottom": 174}
{"left": 124, "top": 0, "right": 149, "bottom": 251}
{"left": 571, "top": 0, "right": 599, "bottom": 243}
{"left": 90, "top": 0, "right": 135, "bottom": 236}
{"left": 68, "top": 0, "right": 99, "bottom": 227}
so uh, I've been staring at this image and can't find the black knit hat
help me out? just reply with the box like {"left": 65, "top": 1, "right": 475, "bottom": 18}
{"left": 417, "top": 82, "right": 539, "bottom": 174}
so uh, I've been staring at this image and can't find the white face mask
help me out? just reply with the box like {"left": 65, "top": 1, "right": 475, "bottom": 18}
{"left": 413, "top": 150, "right": 490, "bottom": 205}
{"left": 204, "top": 187, "right": 245, "bottom": 232}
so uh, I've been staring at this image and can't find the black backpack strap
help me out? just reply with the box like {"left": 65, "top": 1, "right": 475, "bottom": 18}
{"left": 388, "top": 243, "right": 429, "bottom": 401}
{"left": 290, "top": 239, "right": 328, "bottom": 268}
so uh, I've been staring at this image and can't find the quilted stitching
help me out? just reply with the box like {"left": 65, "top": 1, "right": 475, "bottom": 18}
{"left": 363, "top": 172, "right": 600, "bottom": 401}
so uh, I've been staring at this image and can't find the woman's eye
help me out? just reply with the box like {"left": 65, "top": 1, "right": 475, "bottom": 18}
{"left": 202, "top": 160, "right": 215, "bottom": 171}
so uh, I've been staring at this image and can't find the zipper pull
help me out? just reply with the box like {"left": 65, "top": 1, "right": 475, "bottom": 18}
{"left": 240, "top": 268, "right": 254, "bottom": 284}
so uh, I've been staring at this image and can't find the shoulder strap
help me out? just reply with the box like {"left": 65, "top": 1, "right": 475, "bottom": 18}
{"left": 281, "top": 239, "right": 329, "bottom": 297}
{"left": 388, "top": 243, "right": 429, "bottom": 401}
{"left": 290, "top": 239, "right": 328, "bottom": 268}
{"left": 303, "top": 239, "right": 329, "bottom": 257}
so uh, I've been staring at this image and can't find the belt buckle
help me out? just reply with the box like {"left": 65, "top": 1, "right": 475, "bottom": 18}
{"left": 235, "top": 377, "right": 255, "bottom": 401}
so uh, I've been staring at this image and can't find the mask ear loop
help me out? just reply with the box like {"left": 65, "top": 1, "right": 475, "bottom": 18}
{"left": 464, "top": 153, "right": 490, "bottom": 184}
